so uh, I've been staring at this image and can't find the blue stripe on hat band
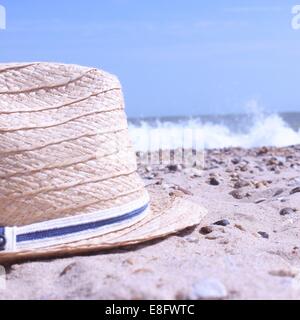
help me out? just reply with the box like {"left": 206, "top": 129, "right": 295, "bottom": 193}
{"left": 16, "top": 203, "right": 149, "bottom": 243}
{"left": 0, "top": 227, "right": 6, "bottom": 251}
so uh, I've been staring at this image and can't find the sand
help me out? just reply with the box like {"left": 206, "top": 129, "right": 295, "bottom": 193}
{"left": 1, "top": 145, "right": 300, "bottom": 300}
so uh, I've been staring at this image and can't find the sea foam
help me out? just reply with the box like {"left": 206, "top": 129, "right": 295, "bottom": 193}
{"left": 129, "top": 113, "right": 300, "bottom": 151}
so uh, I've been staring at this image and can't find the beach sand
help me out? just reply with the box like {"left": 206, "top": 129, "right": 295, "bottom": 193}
{"left": 1, "top": 145, "right": 300, "bottom": 300}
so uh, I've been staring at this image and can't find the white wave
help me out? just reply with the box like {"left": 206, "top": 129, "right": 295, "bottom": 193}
{"left": 128, "top": 113, "right": 300, "bottom": 151}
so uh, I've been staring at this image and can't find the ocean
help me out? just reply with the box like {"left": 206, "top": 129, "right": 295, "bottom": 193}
{"left": 128, "top": 111, "right": 300, "bottom": 151}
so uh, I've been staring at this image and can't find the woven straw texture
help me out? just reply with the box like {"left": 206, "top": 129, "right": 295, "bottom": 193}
{"left": 0, "top": 63, "right": 147, "bottom": 226}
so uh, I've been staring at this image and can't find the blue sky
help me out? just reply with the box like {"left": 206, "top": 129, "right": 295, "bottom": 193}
{"left": 0, "top": 0, "right": 300, "bottom": 117}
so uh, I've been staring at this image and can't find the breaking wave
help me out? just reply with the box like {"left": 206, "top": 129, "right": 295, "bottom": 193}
{"left": 128, "top": 112, "right": 300, "bottom": 151}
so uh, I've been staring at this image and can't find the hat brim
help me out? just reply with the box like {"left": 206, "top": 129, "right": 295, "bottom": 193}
{"left": 0, "top": 186, "right": 207, "bottom": 264}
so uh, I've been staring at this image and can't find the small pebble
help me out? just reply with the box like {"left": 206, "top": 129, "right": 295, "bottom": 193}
{"left": 144, "top": 174, "right": 155, "bottom": 180}
{"left": 229, "top": 190, "right": 244, "bottom": 200}
{"left": 199, "top": 226, "right": 213, "bottom": 235}
{"left": 277, "top": 197, "right": 288, "bottom": 203}
{"left": 267, "top": 157, "right": 279, "bottom": 166}
{"left": 167, "top": 164, "right": 181, "bottom": 172}
{"left": 258, "top": 231, "right": 269, "bottom": 239}
{"left": 155, "top": 179, "right": 163, "bottom": 186}
{"left": 177, "top": 186, "right": 193, "bottom": 196}
{"left": 234, "top": 180, "right": 250, "bottom": 189}
{"left": 209, "top": 177, "right": 220, "bottom": 186}
{"left": 257, "top": 147, "right": 269, "bottom": 155}
{"left": 255, "top": 198, "right": 267, "bottom": 204}
{"left": 240, "top": 165, "right": 248, "bottom": 172}
{"left": 189, "top": 278, "right": 228, "bottom": 300}
{"left": 235, "top": 224, "right": 246, "bottom": 231}
{"left": 213, "top": 219, "right": 230, "bottom": 227}
{"left": 255, "top": 181, "right": 267, "bottom": 189}
{"left": 269, "top": 270, "right": 297, "bottom": 278}
{"left": 231, "top": 157, "right": 241, "bottom": 165}
{"left": 206, "top": 235, "right": 223, "bottom": 240}
{"left": 279, "top": 208, "right": 296, "bottom": 216}
{"left": 273, "top": 189, "right": 284, "bottom": 197}
{"left": 169, "top": 190, "right": 183, "bottom": 198}
{"left": 59, "top": 263, "right": 77, "bottom": 277}
{"left": 290, "top": 187, "right": 300, "bottom": 195}
{"left": 219, "top": 239, "right": 230, "bottom": 245}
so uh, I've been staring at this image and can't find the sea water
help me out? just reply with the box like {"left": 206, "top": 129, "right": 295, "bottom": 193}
{"left": 129, "top": 112, "right": 300, "bottom": 151}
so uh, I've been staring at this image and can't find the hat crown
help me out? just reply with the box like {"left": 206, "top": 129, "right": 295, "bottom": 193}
{"left": 0, "top": 63, "right": 147, "bottom": 226}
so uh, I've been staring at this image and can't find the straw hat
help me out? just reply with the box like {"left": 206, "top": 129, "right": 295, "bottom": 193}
{"left": 0, "top": 62, "right": 207, "bottom": 263}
